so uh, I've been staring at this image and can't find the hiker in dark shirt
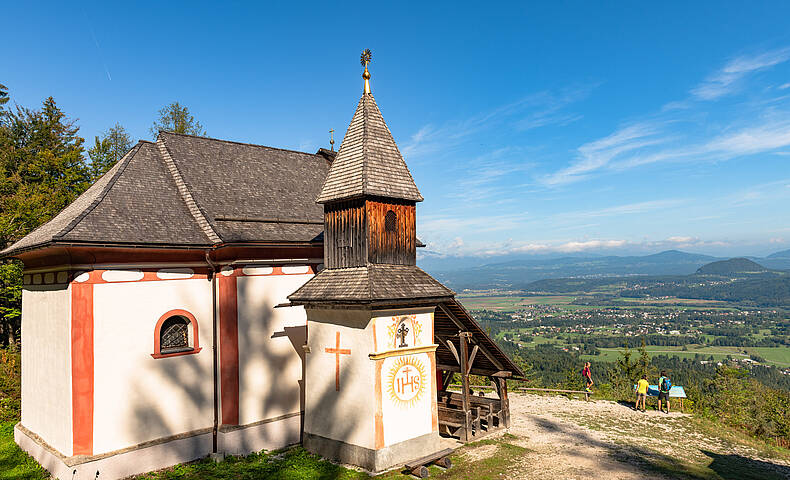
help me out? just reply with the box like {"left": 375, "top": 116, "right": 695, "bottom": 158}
{"left": 657, "top": 370, "right": 671, "bottom": 414}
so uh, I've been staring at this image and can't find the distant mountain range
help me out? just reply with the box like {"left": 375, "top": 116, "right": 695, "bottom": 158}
{"left": 420, "top": 249, "right": 790, "bottom": 291}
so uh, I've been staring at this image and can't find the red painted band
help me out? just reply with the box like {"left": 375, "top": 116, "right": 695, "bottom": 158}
{"left": 71, "top": 282, "right": 94, "bottom": 455}
{"left": 219, "top": 275, "right": 239, "bottom": 425}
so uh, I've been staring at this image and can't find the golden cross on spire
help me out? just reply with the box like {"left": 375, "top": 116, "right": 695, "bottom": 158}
{"left": 329, "top": 128, "right": 335, "bottom": 151}
{"left": 361, "top": 49, "right": 372, "bottom": 94}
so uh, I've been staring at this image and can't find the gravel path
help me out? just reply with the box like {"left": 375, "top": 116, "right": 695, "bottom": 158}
{"left": 459, "top": 393, "right": 790, "bottom": 479}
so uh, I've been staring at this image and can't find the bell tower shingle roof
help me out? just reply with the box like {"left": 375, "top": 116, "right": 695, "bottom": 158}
{"left": 316, "top": 93, "right": 423, "bottom": 204}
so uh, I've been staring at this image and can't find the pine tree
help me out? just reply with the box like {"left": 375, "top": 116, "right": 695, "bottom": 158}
{"left": 150, "top": 102, "right": 205, "bottom": 138}
{"left": 0, "top": 95, "right": 90, "bottom": 344}
{"left": 0, "top": 84, "right": 8, "bottom": 108}
{"left": 88, "top": 123, "right": 132, "bottom": 180}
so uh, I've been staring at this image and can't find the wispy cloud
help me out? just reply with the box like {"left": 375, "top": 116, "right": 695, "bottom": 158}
{"left": 420, "top": 235, "right": 731, "bottom": 257}
{"left": 401, "top": 84, "right": 596, "bottom": 158}
{"left": 541, "top": 47, "right": 790, "bottom": 186}
{"left": 541, "top": 122, "right": 669, "bottom": 185}
{"left": 691, "top": 47, "right": 790, "bottom": 100}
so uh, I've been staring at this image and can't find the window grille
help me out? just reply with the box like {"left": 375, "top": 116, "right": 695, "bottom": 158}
{"left": 385, "top": 210, "right": 397, "bottom": 232}
{"left": 160, "top": 316, "right": 190, "bottom": 351}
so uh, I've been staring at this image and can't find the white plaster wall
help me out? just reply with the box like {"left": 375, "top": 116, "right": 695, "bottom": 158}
{"left": 92, "top": 279, "right": 214, "bottom": 454}
{"left": 20, "top": 285, "right": 72, "bottom": 456}
{"left": 236, "top": 274, "right": 310, "bottom": 425}
{"left": 380, "top": 352, "right": 433, "bottom": 446}
{"left": 304, "top": 308, "right": 375, "bottom": 449}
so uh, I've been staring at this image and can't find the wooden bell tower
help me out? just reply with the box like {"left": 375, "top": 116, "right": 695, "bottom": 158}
{"left": 289, "top": 50, "right": 453, "bottom": 473}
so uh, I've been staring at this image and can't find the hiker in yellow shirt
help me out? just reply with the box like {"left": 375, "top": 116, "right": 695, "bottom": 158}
{"left": 635, "top": 375, "right": 649, "bottom": 412}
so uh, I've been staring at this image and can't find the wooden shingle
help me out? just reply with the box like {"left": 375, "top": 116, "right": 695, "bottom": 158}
{"left": 315, "top": 93, "right": 423, "bottom": 204}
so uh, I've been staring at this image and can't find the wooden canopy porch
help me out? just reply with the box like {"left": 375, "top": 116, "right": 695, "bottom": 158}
{"left": 433, "top": 299, "right": 524, "bottom": 442}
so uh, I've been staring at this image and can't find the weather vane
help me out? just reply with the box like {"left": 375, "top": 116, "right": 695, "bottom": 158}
{"left": 361, "top": 48, "right": 372, "bottom": 94}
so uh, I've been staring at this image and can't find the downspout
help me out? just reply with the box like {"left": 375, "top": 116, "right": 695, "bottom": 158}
{"left": 205, "top": 251, "right": 219, "bottom": 454}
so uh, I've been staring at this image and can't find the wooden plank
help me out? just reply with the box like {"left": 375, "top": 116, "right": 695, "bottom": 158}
{"left": 515, "top": 387, "right": 588, "bottom": 394}
{"left": 405, "top": 448, "right": 454, "bottom": 469}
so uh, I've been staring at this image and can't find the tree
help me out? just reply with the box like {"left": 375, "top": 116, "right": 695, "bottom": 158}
{"left": 150, "top": 102, "right": 205, "bottom": 138}
{"left": 0, "top": 84, "right": 8, "bottom": 108}
{"left": 88, "top": 123, "right": 132, "bottom": 180}
{"left": 0, "top": 95, "right": 91, "bottom": 344}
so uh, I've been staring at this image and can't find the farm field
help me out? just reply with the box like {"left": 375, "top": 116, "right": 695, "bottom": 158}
{"left": 457, "top": 294, "right": 742, "bottom": 312}
{"left": 458, "top": 295, "right": 580, "bottom": 310}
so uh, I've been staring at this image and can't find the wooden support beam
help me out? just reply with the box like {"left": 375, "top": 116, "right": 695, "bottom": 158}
{"left": 442, "top": 370, "right": 454, "bottom": 391}
{"left": 437, "top": 363, "right": 511, "bottom": 378}
{"left": 466, "top": 345, "right": 479, "bottom": 375}
{"left": 497, "top": 377, "right": 510, "bottom": 428}
{"left": 436, "top": 303, "right": 505, "bottom": 371}
{"left": 445, "top": 339, "right": 460, "bottom": 364}
{"left": 459, "top": 331, "right": 471, "bottom": 442}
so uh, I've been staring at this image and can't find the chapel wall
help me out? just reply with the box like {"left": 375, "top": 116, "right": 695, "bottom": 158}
{"left": 20, "top": 283, "right": 72, "bottom": 456}
{"left": 234, "top": 268, "right": 311, "bottom": 426}
{"left": 303, "top": 308, "right": 376, "bottom": 449}
{"left": 91, "top": 275, "right": 214, "bottom": 454}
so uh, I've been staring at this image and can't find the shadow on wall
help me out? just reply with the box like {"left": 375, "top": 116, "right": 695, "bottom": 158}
{"left": 124, "top": 276, "right": 364, "bottom": 471}
{"left": 530, "top": 417, "right": 790, "bottom": 480}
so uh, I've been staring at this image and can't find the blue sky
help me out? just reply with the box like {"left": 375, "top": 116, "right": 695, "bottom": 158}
{"left": 3, "top": 1, "right": 790, "bottom": 258}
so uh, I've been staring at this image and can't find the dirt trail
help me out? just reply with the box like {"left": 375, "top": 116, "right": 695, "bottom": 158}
{"left": 460, "top": 393, "right": 790, "bottom": 479}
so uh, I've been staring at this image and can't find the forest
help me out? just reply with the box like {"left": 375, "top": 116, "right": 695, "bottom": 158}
{"left": 0, "top": 83, "right": 203, "bottom": 345}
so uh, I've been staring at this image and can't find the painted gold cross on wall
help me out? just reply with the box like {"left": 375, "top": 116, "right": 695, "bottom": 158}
{"left": 325, "top": 331, "right": 351, "bottom": 391}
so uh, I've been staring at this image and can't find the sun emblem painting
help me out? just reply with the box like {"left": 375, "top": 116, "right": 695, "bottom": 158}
{"left": 386, "top": 356, "right": 427, "bottom": 409}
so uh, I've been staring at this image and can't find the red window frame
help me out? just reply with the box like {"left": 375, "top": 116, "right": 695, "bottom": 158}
{"left": 151, "top": 309, "right": 202, "bottom": 358}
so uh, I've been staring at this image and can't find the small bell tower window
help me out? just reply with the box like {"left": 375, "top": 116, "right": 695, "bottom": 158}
{"left": 385, "top": 210, "right": 397, "bottom": 233}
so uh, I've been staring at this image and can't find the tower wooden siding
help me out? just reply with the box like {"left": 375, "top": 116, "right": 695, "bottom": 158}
{"left": 324, "top": 199, "right": 367, "bottom": 268}
{"left": 323, "top": 198, "right": 416, "bottom": 269}
{"left": 366, "top": 199, "right": 416, "bottom": 266}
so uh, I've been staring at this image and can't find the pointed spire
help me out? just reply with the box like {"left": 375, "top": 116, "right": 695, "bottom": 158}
{"left": 316, "top": 52, "right": 423, "bottom": 204}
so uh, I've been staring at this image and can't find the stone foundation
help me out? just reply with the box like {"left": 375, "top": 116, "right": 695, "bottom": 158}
{"left": 303, "top": 431, "right": 440, "bottom": 473}
{"left": 15, "top": 413, "right": 302, "bottom": 480}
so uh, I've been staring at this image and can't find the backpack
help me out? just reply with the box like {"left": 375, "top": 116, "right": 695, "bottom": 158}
{"left": 661, "top": 377, "right": 672, "bottom": 392}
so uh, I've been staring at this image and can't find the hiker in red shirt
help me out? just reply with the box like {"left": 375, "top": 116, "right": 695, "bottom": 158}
{"left": 582, "top": 362, "right": 593, "bottom": 393}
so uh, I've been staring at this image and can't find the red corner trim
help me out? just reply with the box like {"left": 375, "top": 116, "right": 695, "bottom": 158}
{"left": 151, "top": 309, "right": 202, "bottom": 359}
{"left": 71, "top": 282, "right": 94, "bottom": 455}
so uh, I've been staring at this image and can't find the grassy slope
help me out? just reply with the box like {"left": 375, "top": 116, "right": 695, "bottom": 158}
{"left": 0, "top": 422, "right": 49, "bottom": 479}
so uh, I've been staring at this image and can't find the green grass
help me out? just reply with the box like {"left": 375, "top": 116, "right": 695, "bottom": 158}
{"left": 0, "top": 422, "right": 49, "bottom": 479}
{"left": 134, "top": 446, "right": 369, "bottom": 480}
{"left": 378, "top": 434, "right": 528, "bottom": 480}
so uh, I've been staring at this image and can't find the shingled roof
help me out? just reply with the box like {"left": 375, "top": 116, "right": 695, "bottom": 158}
{"left": 1, "top": 132, "right": 331, "bottom": 257}
{"left": 315, "top": 93, "right": 423, "bottom": 204}
{"left": 287, "top": 264, "right": 454, "bottom": 304}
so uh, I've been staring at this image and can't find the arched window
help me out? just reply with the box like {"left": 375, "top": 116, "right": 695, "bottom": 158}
{"left": 161, "top": 316, "right": 190, "bottom": 352}
{"left": 152, "top": 309, "right": 202, "bottom": 358}
{"left": 385, "top": 210, "right": 397, "bottom": 233}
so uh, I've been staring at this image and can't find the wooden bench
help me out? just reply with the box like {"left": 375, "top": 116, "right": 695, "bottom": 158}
{"left": 438, "top": 391, "right": 502, "bottom": 431}
{"left": 438, "top": 406, "right": 472, "bottom": 439}
{"left": 404, "top": 447, "right": 454, "bottom": 478}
